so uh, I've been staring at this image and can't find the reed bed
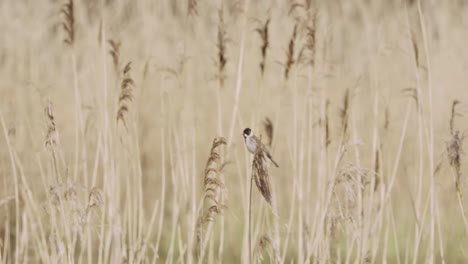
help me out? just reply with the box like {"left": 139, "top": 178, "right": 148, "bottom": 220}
{"left": 0, "top": 0, "right": 468, "bottom": 263}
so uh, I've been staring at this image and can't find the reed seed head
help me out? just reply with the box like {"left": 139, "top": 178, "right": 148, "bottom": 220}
{"left": 201, "top": 137, "right": 227, "bottom": 223}
{"left": 284, "top": 23, "right": 298, "bottom": 80}
{"left": 61, "top": 0, "right": 75, "bottom": 45}
{"left": 117, "top": 62, "right": 135, "bottom": 130}
{"left": 263, "top": 118, "right": 274, "bottom": 147}
{"left": 256, "top": 18, "right": 270, "bottom": 76}
{"left": 252, "top": 146, "right": 273, "bottom": 206}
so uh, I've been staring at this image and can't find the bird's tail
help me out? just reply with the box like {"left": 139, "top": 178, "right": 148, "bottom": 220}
{"left": 267, "top": 153, "right": 279, "bottom": 167}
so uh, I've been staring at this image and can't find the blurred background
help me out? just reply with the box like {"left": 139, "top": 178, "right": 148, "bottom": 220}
{"left": 1, "top": 0, "right": 468, "bottom": 263}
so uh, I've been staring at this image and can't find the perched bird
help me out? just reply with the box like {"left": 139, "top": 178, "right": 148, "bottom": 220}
{"left": 242, "top": 128, "right": 279, "bottom": 167}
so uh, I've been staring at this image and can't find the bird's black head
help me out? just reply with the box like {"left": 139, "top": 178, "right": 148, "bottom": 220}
{"left": 243, "top": 128, "right": 252, "bottom": 138}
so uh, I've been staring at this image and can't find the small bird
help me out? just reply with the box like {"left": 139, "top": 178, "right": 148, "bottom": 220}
{"left": 242, "top": 128, "right": 279, "bottom": 167}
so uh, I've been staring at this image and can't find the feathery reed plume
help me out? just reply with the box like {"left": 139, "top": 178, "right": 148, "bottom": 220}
{"left": 447, "top": 100, "right": 463, "bottom": 192}
{"left": 197, "top": 137, "right": 226, "bottom": 260}
{"left": 216, "top": 9, "right": 228, "bottom": 89}
{"left": 297, "top": 12, "right": 317, "bottom": 67}
{"left": 327, "top": 163, "right": 373, "bottom": 261}
{"left": 339, "top": 89, "right": 351, "bottom": 138}
{"left": 188, "top": 0, "right": 198, "bottom": 16}
{"left": 284, "top": 23, "right": 298, "bottom": 80}
{"left": 254, "top": 234, "right": 280, "bottom": 263}
{"left": 384, "top": 107, "right": 390, "bottom": 132}
{"left": 446, "top": 100, "right": 468, "bottom": 237}
{"left": 108, "top": 39, "right": 121, "bottom": 74}
{"left": 117, "top": 62, "right": 135, "bottom": 130}
{"left": 263, "top": 118, "right": 274, "bottom": 147}
{"left": 249, "top": 144, "right": 275, "bottom": 263}
{"left": 45, "top": 101, "right": 61, "bottom": 183}
{"left": 411, "top": 34, "right": 421, "bottom": 69}
{"left": 252, "top": 146, "right": 273, "bottom": 205}
{"left": 85, "top": 187, "right": 103, "bottom": 216}
{"left": 45, "top": 101, "right": 58, "bottom": 148}
{"left": 201, "top": 137, "right": 227, "bottom": 222}
{"left": 332, "top": 164, "right": 373, "bottom": 225}
{"left": 256, "top": 18, "right": 270, "bottom": 76}
{"left": 450, "top": 100, "right": 461, "bottom": 135}
{"left": 61, "top": 0, "right": 75, "bottom": 45}
{"left": 374, "top": 148, "right": 380, "bottom": 191}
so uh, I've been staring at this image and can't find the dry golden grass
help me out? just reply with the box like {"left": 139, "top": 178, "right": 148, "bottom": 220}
{"left": 1, "top": 0, "right": 468, "bottom": 263}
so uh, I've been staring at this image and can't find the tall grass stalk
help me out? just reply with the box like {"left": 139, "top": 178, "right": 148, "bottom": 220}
{"left": 416, "top": 2, "right": 438, "bottom": 261}
{"left": 0, "top": 115, "right": 20, "bottom": 263}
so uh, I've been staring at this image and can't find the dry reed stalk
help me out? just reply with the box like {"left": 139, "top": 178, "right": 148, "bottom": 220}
{"left": 415, "top": 2, "right": 438, "bottom": 260}
{"left": 370, "top": 97, "right": 413, "bottom": 256}
{"left": 116, "top": 62, "right": 135, "bottom": 130}
{"left": 304, "top": 97, "right": 314, "bottom": 262}
{"left": 135, "top": 200, "right": 160, "bottom": 263}
{"left": 154, "top": 118, "right": 167, "bottom": 262}
{"left": 296, "top": 108, "right": 309, "bottom": 263}
{"left": 60, "top": 0, "right": 83, "bottom": 184}
{"left": 403, "top": 5, "right": 427, "bottom": 261}
{"left": 214, "top": 8, "right": 227, "bottom": 136}
{"left": 256, "top": 18, "right": 270, "bottom": 76}
{"left": 325, "top": 100, "right": 330, "bottom": 147}
{"left": 165, "top": 137, "right": 181, "bottom": 263}
{"left": 213, "top": 11, "right": 228, "bottom": 260}
{"left": 97, "top": 8, "right": 110, "bottom": 264}
{"left": 0, "top": 114, "right": 20, "bottom": 263}
{"left": 281, "top": 160, "right": 301, "bottom": 263}
{"left": 248, "top": 137, "right": 275, "bottom": 264}
{"left": 226, "top": 0, "right": 249, "bottom": 147}
{"left": 309, "top": 67, "right": 332, "bottom": 261}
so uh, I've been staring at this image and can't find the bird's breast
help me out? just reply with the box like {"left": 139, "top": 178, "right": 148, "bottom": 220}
{"left": 246, "top": 139, "right": 257, "bottom": 154}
